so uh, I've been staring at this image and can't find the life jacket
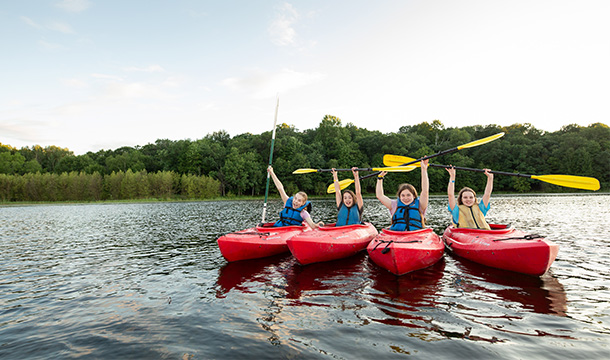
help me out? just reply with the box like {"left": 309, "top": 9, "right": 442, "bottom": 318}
{"left": 456, "top": 204, "right": 491, "bottom": 230}
{"left": 390, "top": 198, "right": 422, "bottom": 231}
{"left": 274, "top": 197, "right": 311, "bottom": 227}
{"left": 336, "top": 202, "right": 362, "bottom": 226}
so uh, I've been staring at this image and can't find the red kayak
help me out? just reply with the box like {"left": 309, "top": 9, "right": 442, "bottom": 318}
{"left": 217, "top": 223, "right": 309, "bottom": 262}
{"left": 286, "top": 223, "right": 379, "bottom": 265}
{"left": 442, "top": 224, "right": 559, "bottom": 276}
{"left": 367, "top": 228, "right": 444, "bottom": 276}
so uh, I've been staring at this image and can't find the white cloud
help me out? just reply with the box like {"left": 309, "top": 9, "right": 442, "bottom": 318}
{"left": 47, "top": 21, "right": 74, "bottom": 34}
{"left": 123, "top": 65, "right": 166, "bottom": 73}
{"left": 0, "top": 118, "right": 50, "bottom": 143}
{"left": 268, "top": 3, "right": 299, "bottom": 46}
{"left": 221, "top": 68, "right": 326, "bottom": 99}
{"left": 39, "top": 40, "right": 65, "bottom": 50}
{"left": 91, "top": 73, "right": 124, "bottom": 82}
{"left": 20, "top": 16, "right": 42, "bottom": 29}
{"left": 55, "top": 0, "right": 91, "bottom": 13}
{"left": 61, "top": 78, "right": 89, "bottom": 89}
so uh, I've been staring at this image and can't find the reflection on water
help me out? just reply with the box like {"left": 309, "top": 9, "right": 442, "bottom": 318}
{"left": 451, "top": 258, "right": 568, "bottom": 317}
{"left": 1, "top": 195, "right": 610, "bottom": 359}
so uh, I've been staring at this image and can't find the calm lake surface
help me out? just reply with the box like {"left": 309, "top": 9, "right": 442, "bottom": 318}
{"left": 1, "top": 194, "right": 609, "bottom": 359}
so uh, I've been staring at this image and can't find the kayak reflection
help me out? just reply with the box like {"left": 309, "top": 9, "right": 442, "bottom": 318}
{"left": 283, "top": 252, "right": 370, "bottom": 300}
{"left": 451, "top": 257, "right": 567, "bottom": 316}
{"left": 368, "top": 258, "right": 446, "bottom": 310}
{"left": 216, "top": 253, "right": 293, "bottom": 298}
{"left": 367, "top": 260, "right": 508, "bottom": 343}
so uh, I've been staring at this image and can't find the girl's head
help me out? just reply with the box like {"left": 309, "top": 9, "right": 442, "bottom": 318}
{"left": 397, "top": 183, "right": 418, "bottom": 205}
{"left": 457, "top": 187, "right": 477, "bottom": 207}
{"left": 342, "top": 190, "right": 356, "bottom": 207}
{"left": 292, "top": 191, "right": 308, "bottom": 209}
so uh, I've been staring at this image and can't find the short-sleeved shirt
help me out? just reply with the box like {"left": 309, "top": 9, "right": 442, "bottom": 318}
{"left": 447, "top": 201, "right": 490, "bottom": 225}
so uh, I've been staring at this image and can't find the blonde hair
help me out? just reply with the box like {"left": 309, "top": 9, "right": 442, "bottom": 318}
{"left": 457, "top": 187, "right": 477, "bottom": 205}
{"left": 294, "top": 191, "right": 311, "bottom": 212}
{"left": 295, "top": 191, "right": 308, "bottom": 202}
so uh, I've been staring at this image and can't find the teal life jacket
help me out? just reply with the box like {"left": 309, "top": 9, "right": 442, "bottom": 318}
{"left": 390, "top": 198, "right": 422, "bottom": 231}
{"left": 274, "top": 197, "right": 311, "bottom": 227}
{"left": 336, "top": 202, "right": 362, "bottom": 226}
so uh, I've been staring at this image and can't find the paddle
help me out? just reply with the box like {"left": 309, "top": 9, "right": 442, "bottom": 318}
{"left": 383, "top": 154, "right": 601, "bottom": 191}
{"left": 327, "top": 132, "right": 505, "bottom": 193}
{"left": 293, "top": 166, "right": 417, "bottom": 174}
{"left": 261, "top": 96, "right": 280, "bottom": 224}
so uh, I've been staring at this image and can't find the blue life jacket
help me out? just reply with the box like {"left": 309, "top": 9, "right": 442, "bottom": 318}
{"left": 390, "top": 197, "right": 422, "bottom": 231}
{"left": 274, "top": 197, "right": 311, "bottom": 227}
{"left": 336, "top": 203, "right": 362, "bottom": 226}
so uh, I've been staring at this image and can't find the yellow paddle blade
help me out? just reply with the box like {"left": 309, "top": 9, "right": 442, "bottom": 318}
{"left": 383, "top": 154, "right": 421, "bottom": 167}
{"left": 373, "top": 166, "right": 417, "bottom": 172}
{"left": 327, "top": 179, "right": 354, "bottom": 193}
{"left": 531, "top": 174, "right": 601, "bottom": 191}
{"left": 457, "top": 132, "right": 505, "bottom": 150}
{"left": 292, "top": 168, "right": 318, "bottom": 174}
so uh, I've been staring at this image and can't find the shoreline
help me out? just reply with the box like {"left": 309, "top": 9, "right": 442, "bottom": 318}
{"left": 2, "top": 191, "right": 608, "bottom": 207}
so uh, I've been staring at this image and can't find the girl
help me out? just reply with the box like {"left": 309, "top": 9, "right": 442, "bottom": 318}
{"left": 446, "top": 166, "right": 494, "bottom": 229}
{"left": 267, "top": 166, "right": 323, "bottom": 229}
{"left": 331, "top": 167, "right": 364, "bottom": 226}
{"left": 376, "top": 160, "right": 429, "bottom": 231}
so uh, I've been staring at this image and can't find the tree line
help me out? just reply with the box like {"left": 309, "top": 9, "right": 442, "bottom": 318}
{"left": 1, "top": 117, "right": 608, "bottom": 202}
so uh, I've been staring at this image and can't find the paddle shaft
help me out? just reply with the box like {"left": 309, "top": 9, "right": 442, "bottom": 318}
{"left": 261, "top": 97, "right": 279, "bottom": 224}
{"left": 304, "top": 167, "right": 406, "bottom": 173}
{"left": 356, "top": 149, "right": 456, "bottom": 181}
{"left": 429, "top": 163, "right": 534, "bottom": 178}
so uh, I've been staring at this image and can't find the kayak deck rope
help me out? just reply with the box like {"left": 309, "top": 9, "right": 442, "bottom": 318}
{"left": 372, "top": 239, "right": 422, "bottom": 253}
{"left": 492, "top": 234, "right": 544, "bottom": 242}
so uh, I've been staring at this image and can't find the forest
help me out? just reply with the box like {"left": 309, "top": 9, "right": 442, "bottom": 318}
{"left": 0, "top": 116, "right": 608, "bottom": 202}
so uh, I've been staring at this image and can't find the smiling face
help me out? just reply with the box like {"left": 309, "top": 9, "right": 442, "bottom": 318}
{"left": 399, "top": 188, "right": 415, "bottom": 205}
{"left": 460, "top": 190, "right": 477, "bottom": 207}
{"left": 292, "top": 193, "right": 307, "bottom": 209}
{"left": 343, "top": 191, "right": 355, "bottom": 207}
{"left": 396, "top": 184, "right": 418, "bottom": 205}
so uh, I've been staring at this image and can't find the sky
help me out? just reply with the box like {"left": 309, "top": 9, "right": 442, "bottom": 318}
{"left": 1, "top": 0, "right": 609, "bottom": 155}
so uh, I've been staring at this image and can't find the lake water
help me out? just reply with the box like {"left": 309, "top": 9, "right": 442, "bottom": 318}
{"left": 1, "top": 194, "right": 609, "bottom": 359}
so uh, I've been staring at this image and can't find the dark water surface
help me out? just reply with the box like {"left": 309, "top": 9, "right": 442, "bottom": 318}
{"left": 1, "top": 195, "right": 609, "bottom": 359}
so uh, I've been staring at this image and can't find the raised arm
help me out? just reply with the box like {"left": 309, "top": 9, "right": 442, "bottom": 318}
{"left": 482, "top": 169, "right": 494, "bottom": 208}
{"left": 376, "top": 171, "right": 392, "bottom": 210}
{"left": 446, "top": 166, "right": 456, "bottom": 210}
{"left": 332, "top": 168, "right": 342, "bottom": 208}
{"left": 268, "top": 166, "right": 289, "bottom": 204}
{"left": 419, "top": 160, "right": 429, "bottom": 213}
{"left": 352, "top": 167, "right": 364, "bottom": 210}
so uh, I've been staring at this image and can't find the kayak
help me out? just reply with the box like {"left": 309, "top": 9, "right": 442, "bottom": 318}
{"left": 442, "top": 224, "right": 559, "bottom": 276}
{"left": 286, "top": 223, "right": 379, "bottom": 265}
{"left": 367, "top": 228, "right": 444, "bottom": 276}
{"left": 217, "top": 223, "right": 309, "bottom": 262}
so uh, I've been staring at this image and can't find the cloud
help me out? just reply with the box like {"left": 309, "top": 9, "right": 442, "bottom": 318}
{"left": 123, "top": 65, "right": 166, "bottom": 73}
{"left": 0, "top": 118, "right": 50, "bottom": 143}
{"left": 47, "top": 21, "right": 74, "bottom": 34}
{"left": 39, "top": 40, "right": 65, "bottom": 50}
{"left": 55, "top": 0, "right": 91, "bottom": 13}
{"left": 221, "top": 68, "right": 326, "bottom": 99}
{"left": 20, "top": 16, "right": 42, "bottom": 29}
{"left": 268, "top": 3, "right": 299, "bottom": 46}
{"left": 61, "top": 78, "right": 89, "bottom": 89}
{"left": 21, "top": 16, "right": 74, "bottom": 34}
{"left": 91, "top": 73, "right": 124, "bottom": 82}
